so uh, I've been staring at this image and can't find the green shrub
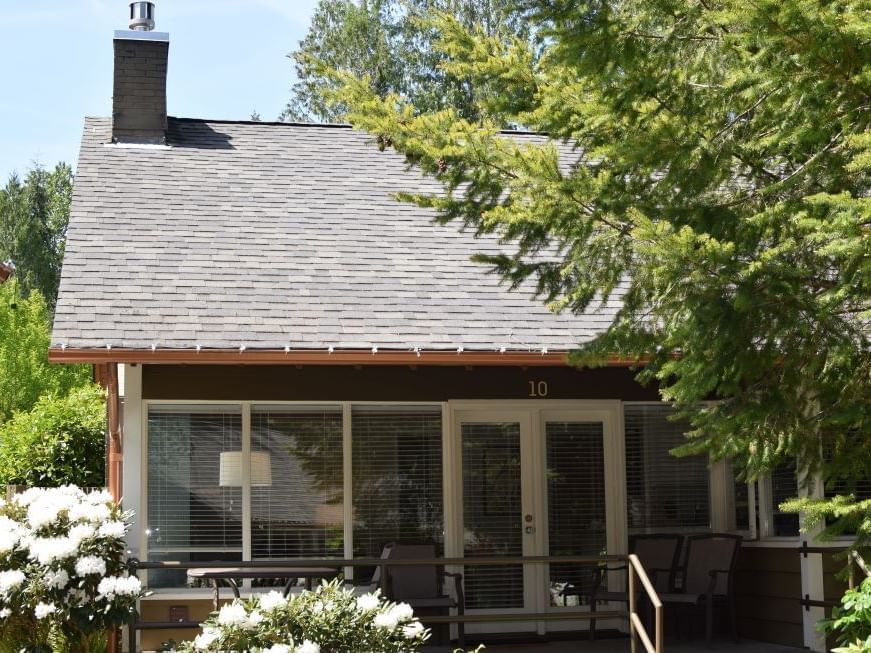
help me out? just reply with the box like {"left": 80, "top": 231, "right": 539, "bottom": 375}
{"left": 0, "top": 384, "right": 105, "bottom": 488}
{"left": 175, "top": 580, "right": 429, "bottom": 653}
{"left": 825, "top": 577, "right": 871, "bottom": 651}
{"left": 0, "top": 283, "right": 90, "bottom": 423}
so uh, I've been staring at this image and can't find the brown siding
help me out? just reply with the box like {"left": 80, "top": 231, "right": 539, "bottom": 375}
{"left": 142, "top": 364, "right": 659, "bottom": 402}
{"left": 139, "top": 599, "right": 214, "bottom": 651}
{"left": 734, "top": 546, "right": 804, "bottom": 647}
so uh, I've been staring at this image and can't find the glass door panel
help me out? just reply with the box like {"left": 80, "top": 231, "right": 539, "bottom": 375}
{"left": 461, "top": 421, "right": 524, "bottom": 609}
{"left": 545, "top": 421, "right": 606, "bottom": 607}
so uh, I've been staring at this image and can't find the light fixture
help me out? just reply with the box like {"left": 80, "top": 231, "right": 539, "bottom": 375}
{"left": 219, "top": 451, "right": 272, "bottom": 487}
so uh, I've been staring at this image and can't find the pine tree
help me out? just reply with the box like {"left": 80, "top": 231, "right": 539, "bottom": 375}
{"left": 334, "top": 0, "right": 871, "bottom": 532}
{"left": 282, "top": 0, "right": 525, "bottom": 122}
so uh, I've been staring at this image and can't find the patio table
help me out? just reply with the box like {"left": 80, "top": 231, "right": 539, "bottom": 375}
{"left": 187, "top": 566, "right": 341, "bottom": 609}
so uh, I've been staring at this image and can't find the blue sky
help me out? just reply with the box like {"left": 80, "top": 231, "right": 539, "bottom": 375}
{"left": 0, "top": 0, "right": 319, "bottom": 181}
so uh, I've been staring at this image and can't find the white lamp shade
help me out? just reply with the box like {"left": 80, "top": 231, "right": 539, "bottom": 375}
{"left": 219, "top": 451, "right": 272, "bottom": 487}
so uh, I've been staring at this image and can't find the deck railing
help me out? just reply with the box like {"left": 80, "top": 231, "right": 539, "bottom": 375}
{"left": 127, "top": 554, "right": 643, "bottom": 651}
{"left": 628, "top": 553, "right": 663, "bottom": 653}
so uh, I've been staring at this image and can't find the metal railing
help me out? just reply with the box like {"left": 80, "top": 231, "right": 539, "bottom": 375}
{"left": 127, "top": 554, "right": 640, "bottom": 651}
{"left": 628, "top": 553, "right": 663, "bottom": 653}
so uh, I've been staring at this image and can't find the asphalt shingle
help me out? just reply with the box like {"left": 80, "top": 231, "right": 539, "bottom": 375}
{"left": 52, "top": 117, "right": 623, "bottom": 352}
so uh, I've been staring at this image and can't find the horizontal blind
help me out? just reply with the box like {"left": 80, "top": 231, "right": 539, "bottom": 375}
{"left": 625, "top": 404, "right": 711, "bottom": 534}
{"left": 147, "top": 406, "right": 243, "bottom": 553}
{"left": 351, "top": 406, "right": 443, "bottom": 561}
{"left": 546, "top": 421, "right": 605, "bottom": 606}
{"left": 769, "top": 462, "right": 799, "bottom": 536}
{"left": 462, "top": 421, "right": 523, "bottom": 610}
{"left": 251, "top": 406, "right": 344, "bottom": 559}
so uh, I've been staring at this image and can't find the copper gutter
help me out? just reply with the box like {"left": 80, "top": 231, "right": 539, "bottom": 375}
{"left": 49, "top": 347, "right": 644, "bottom": 367}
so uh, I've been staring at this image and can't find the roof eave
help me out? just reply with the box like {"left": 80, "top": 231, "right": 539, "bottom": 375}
{"left": 47, "top": 347, "right": 643, "bottom": 367}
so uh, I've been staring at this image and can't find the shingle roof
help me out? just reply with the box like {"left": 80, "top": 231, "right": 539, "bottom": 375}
{"left": 52, "top": 117, "right": 622, "bottom": 352}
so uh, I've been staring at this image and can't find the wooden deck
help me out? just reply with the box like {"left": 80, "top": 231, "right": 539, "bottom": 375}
{"left": 425, "top": 637, "right": 805, "bottom": 653}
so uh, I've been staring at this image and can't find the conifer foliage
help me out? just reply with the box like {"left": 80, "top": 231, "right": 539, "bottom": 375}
{"left": 334, "top": 1, "right": 870, "bottom": 498}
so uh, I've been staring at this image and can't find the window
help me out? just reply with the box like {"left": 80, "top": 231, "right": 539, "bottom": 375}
{"left": 351, "top": 406, "right": 443, "bottom": 562}
{"left": 146, "top": 406, "right": 242, "bottom": 587}
{"left": 625, "top": 404, "right": 711, "bottom": 534}
{"left": 766, "top": 462, "right": 799, "bottom": 537}
{"left": 251, "top": 406, "right": 344, "bottom": 560}
{"left": 145, "top": 402, "right": 443, "bottom": 588}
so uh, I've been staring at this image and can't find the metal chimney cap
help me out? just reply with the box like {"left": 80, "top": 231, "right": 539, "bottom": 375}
{"left": 129, "top": 2, "right": 155, "bottom": 31}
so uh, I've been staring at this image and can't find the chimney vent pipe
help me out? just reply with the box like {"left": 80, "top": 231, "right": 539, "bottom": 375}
{"left": 129, "top": 2, "right": 155, "bottom": 31}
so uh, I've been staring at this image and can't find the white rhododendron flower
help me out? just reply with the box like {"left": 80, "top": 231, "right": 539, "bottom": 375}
{"left": 217, "top": 603, "right": 253, "bottom": 629}
{"left": 373, "top": 610, "right": 400, "bottom": 629}
{"left": 389, "top": 602, "right": 414, "bottom": 622}
{"left": 97, "top": 575, "right": 142, "bottom": 599}
{"left": 69, "top": 502, "right": 111, "bottom": 524}
{"left": 68, "top": 523, "right": 96, "bottom": 545}
{"left": 264, "top": 645, "right": 292, "bottom": 653}
{"left": 356, "top": 592, "right": 380, "bottom": 611}
{"left": 0, "top": 608, "right": 10, "bottom": 619}
{"left": 258, "top": 590, "right": 288, "bottom": 613}
{"left": 193, "top": 626, "right": 222, "bottom": 650}
{"left": 0, "top": 516, "right": 23, "bottom": 553}
{"left": 75, "top": 555, "right": 107, "bottom": 576}
{"left": 29, "top": 536, "right": 79, "bottom": 565}
{"left": 97, "top": 520, "right": 126, "bottom": 539}
{"left": 45, "top": 568, "right": 70, "bottom": 590}
{"left": 295, "top": 640, "right": 320, "bottom": 653}
{"left": 402, "top": 621, "right": 425, "bottom": 638}
{"left": 34, "top": 602, "right": 57, "bottom": 619}
{"left": 0, "top": 569, "right": 25, "bottom": 596}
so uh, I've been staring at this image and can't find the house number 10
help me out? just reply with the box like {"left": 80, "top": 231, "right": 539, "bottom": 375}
{"left": 528, "top": 381, "right": 549, "bottom": 397}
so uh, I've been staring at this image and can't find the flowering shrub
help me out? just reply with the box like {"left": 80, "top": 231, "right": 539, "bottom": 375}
{"left": 0, "top": 485, "right": 144, "bottom": 652}
{"left": 175, "top": 580, "right": 428, "bottom": 653}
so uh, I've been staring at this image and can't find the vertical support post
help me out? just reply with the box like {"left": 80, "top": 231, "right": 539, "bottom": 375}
{"left": 100, "top": 362, "right": 122, "bottom": 653}
{"left": 629, "top": 559, "right": 638, "bottom": 653}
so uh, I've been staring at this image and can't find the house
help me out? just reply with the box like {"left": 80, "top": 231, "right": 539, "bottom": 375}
{"left": 50, "top": 8, "right": 842, "bottom": 653}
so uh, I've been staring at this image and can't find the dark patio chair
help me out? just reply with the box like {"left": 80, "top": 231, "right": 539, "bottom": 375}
{"left": 659, "top": 533, "right": 742, "bottom": 647}
{"left": 372, "top": 543, "right": 466, "bottom": 648}
{"left": 578, "top": 534, "right": 683, "bottom": 640}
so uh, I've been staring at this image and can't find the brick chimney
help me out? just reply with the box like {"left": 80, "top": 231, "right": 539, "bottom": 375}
{"left": 112, "top": 4, "right": 169, "bottom": 144}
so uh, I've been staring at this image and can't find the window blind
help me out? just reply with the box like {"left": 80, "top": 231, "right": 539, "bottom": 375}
{"left": 546, "top": 421, "right": 606, "bottom": 606}
{"left": 769, "top": 462, "right": 799, "bottom": 536}
{"left": 462, "top": 422, "right": 524, "bottom": 610}
{"left": 351, "top": 406, "right": 443, "bottom": 562}
{"left": 251, "top": 406, "right": 344, "bottom": 560}
{"left": 625, "top": 404, "right": 711, "bottom": 534}
{"left": 147, "top": 406, "right": 242, "bottom": 587}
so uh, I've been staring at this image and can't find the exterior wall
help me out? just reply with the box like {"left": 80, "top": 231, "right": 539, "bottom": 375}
{"left": 734, "top": 546, "right": 804, "bottom": 647}
{"left": 139, "top": 599, "right": 214, "bottom": 652}
{"left": 141, "top": 364, "right": 660, "bottom": 402}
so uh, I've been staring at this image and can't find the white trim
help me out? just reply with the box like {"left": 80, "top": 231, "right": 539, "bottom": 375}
{"left": 342, "top": 402, "right": 353, "bottom": 581}
{"left": 241, "top": 403, "right": 252, "bottom": 571}
{"left": 122, "top": 364, "right": 143, "bottom": 558}
{"left": 710, "top": 458, "right": 732, "bottom": 531}
{"left": 799, "top": 468, "right": 826, "bottom": 652}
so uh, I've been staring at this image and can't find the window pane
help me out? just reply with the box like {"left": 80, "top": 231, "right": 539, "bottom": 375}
{"left": 769, "top": 462, "right": 799, "bottom": 537}
{"left": 546, "top": 421, "right": 605, "bottom": 607}
{"left": 462, "top": 422, "right": 523, "bottom": 610}
{"left": 352, "top": 406, "right": 443, "bottom": 565}
{"left": 251, "top": 406, "right": 344, "bottom": 560}
{"left": 625, "top": 404, "right": 711, "bottom": 534}
{"left": 147, "top": 406, "right": 242, "bottom": 588}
